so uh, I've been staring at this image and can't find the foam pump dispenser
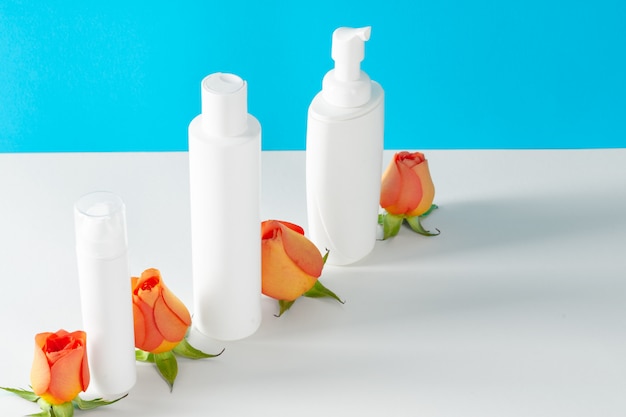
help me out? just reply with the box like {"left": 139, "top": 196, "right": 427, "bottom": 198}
{"left": 188, "top": 73, "right": 262, "bottom": 341}
{"left": 306, "top": 26, "right": 385, "bottom": 265}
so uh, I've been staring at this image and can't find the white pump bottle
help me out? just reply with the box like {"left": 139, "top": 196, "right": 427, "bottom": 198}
{"left": 74, "top": 191, "right": 136, "bottom": 399}
{"left": 188, "top": 73, "right": 262, "bottom": 341}
{"left": 306, "top": 26, "right": 384, "bottom": 266}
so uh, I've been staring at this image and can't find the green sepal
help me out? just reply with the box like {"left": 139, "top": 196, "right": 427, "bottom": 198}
{"left": 50, "top": 402, "right": 74, "bottom": 417}
{"left": 154, "top": 351, "right": 178, "bottom": 392}
{"left": 0, "top": 389, "right": 84, "bottom": 417}
{"left": 34, "top": 398, "right": 52, "bottom": 416}
{"left": 0, "top": 386, "right": 39, "bottom": 402}
{"left": 276, "top": 299, "right": 296, "bottom": 317}
{"left": 27, "top": 411, "right": 51, "bottom": 417}
{"left": 421, "top": 203, "right": 438, "bottom": 218}
{"left": 303, "top": 280, "right": 344, "bottom": 304}
{"left": 24, "top": 397, "right": 53, "bottom": 417}
{"left": 173, "top": 338, "right": 225, "bottom": 360}
{"left": 73, "top": 394, "right": 128, "bottom": 410}
{"left": 135, "top": 349, "right": 155, "bottom": 363}
{"left": 405, "top": 214, "right": 440, "bottom": 236}
{"left": 28, "top": 407, "right": 51, "bottom": 417}
{"left": 382, "top": 213, "right": 403, "bottom": 240}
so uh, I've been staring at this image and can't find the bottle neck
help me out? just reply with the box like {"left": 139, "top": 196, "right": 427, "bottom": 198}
{"left": 321, "top": 69, "right": 372, "bottom": 108}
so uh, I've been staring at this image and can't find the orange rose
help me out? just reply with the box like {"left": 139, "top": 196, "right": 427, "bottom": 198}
{"left": 380, "top": 151, "right": 435, "bottom": 217}
{"left": 131, "top": 268, "right": 191, "bottom": 354}
{"left": 30, "top": 330, "right": 89, "bottom": 405}
{"left": 261, "top": 220, "right": 324, "bottom": 302}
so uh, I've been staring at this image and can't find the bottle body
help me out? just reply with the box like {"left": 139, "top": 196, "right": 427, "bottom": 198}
{"left": 188, "top": 114, "right": 262, "bottom": 341}
{"left": 74, "top": 192, "right": 136, "bottom": 399}
{"left": 306, "top": 82, "right": 384, "bottom": 265}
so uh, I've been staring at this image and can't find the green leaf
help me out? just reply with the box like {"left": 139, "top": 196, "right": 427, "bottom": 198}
{"left": 303, "top": 280, "right": 344, "bottom": 304}
{"left": 154, "top": 351, "right": 178, "bottom": 392}
{"left": 0, "top": 387, "right": 39, "bottom": 402}
{"left": 73, "top": 394, "right": 128, "bottom": 410}
{"left": 173, "top": 338, "right": 224, "bottom": 360}
{"left": 405, "top": 215, "right": 440, "bottom": 236}
{"left": 135, "top": 349, "right": 155, "bottom": 363}
{"left": 50, "top": 402, "right": 74, "bottom": 417}
{"left": 382, "top": 213, "right": 404, "bottom": 240}
{"left": 275, "top": 299, "right": 296, "bottom": 317}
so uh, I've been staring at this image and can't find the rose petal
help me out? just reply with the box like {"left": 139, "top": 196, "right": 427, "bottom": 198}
{"left": 279, "top": 223, "right": 323, "bottom": 278}
{"left": 132, "top": 302, "right": 146, "bottom": 349}
{"left": 134, "top": 297, "right": 164, "bottom": 352}
{"left": 134, "top": 269, "right": 162, "bottom": 307}
{"left": 161, "top": 285, "right": 191, "bottom": 328}
{"left": 65, "top": 331, "right": 89, "bottom": 392}
{"left": 46, "top": 347, "right": 85, "bottom": 404}
{"left": 152, "top": 339, "right": 179, "bottom": 354}
{"left": 380, "top": 155, "right": 403, "bottom": 209}
{"left": 407, "top": 160, "right": 435, "bottom": 217}
{"left": 261, "top": 220, "right": 277, "bottom": 239}
{"left": 382, "top": 157, "right": 423, "bottom": 215}
{"left": 80, "top": 341, "right": 90, "bottom": 392}
{"left": 30, "top": 338, "right": 52, "bottom": 396}
{"left": 153, "top": 293, "right": 188, "bottom": 344}
{"left": 141, "top": 268, "right": 161, "bottom": 281}
{"left": 262, "top": 220, "right": 306, "bottom": 240}
{"left": 34, "top": 332, "right": 53, "bottom": 349}
{"left": 262, "top": 232, "right": 319, "bottom": 301}
{"left": 277, "top": 221, "right": 305, "bottom": 235}
{"left": 398, "top": 151, "right": 425, "bottom": 168}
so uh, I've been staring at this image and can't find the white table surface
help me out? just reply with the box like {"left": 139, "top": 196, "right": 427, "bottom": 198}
{"left": 1, "top": 149, "right": 625, "bottom": 416}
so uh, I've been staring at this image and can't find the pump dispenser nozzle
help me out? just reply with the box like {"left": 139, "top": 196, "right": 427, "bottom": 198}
{"left": 322, "top": 26, "right": 372, "bottom": 108}
{"left": 332, "top": 26, "right": 371, "bottom": 82}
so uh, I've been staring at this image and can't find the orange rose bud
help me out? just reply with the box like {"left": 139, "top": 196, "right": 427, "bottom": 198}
{"left": 380, "top": 151, "right": 435, "bottom": 217}
{"left": 131, "top": 268, "right": 192, "bottom": 354}
{"left": 30, "top": 330, "right": 89, "bottom": 405}
{"left": 261, "top": 220, "right": 324, "bottom": 302}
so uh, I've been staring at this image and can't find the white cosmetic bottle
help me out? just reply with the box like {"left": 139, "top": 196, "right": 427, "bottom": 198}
{"left": 74, "top": 191, "right": 136, "bottom": 399}
{"left": 188, "top": 73, "right": 262, "bottom": 341}
{"left": 306, "top": 26, "right": 385, "bottom": 266}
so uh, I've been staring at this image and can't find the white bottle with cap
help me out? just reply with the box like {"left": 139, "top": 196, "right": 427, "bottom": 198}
{"left": 306, "top": 26, "right": 385, "bottom": 265}
{"left": 74, "top": 191, "right": 136, "bottom": 399}
{"left": 188, "top": 72, "right": 262, "bottom": 341}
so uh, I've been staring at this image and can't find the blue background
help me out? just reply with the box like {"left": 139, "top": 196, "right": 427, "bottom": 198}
{"left": 1, "top": 0, "right": 624, "bottom": 152}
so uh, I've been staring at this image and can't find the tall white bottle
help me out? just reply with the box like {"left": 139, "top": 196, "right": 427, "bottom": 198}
{"left": 188, "top": 73, "right": 262, "bottom": 341}
{"left": 306, "top": 26, "right": 384, "bottom": 266}
{"left": 74, "top": 191, "right": 136, "bottom": 399}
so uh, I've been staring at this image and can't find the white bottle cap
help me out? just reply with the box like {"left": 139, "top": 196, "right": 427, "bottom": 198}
{"left": 322, "top": 26, "right": 372, "bottom": 108}
{"left": 201, "top": 72, "right": 248, "bottom": 137}
{"left": 75, "top": 191, "right": 128, "bottom": 260}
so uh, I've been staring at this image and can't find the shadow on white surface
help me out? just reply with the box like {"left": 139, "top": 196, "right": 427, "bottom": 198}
{"left": 359, "top": 184, "right": 626, "bottom": 269}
